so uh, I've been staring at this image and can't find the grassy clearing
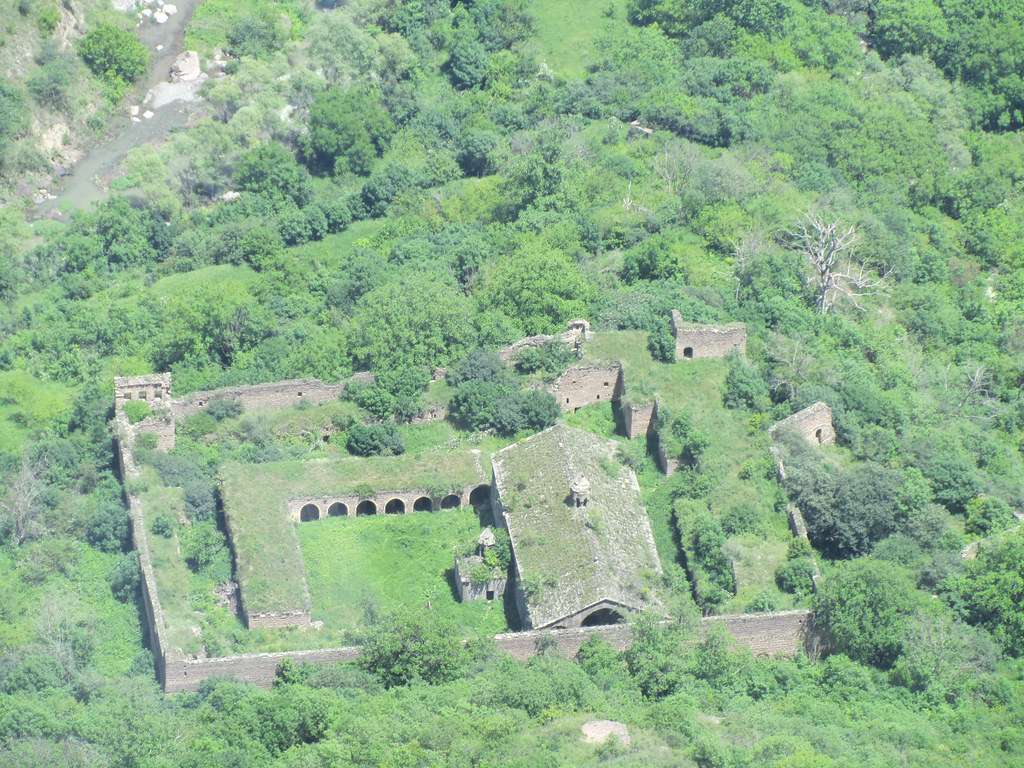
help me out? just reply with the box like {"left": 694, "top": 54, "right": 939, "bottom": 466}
{"left": 220, "top": 447, "right": 491, "bottom": 615}
{"left": 0, "top": 370, "right": 74, "bottom": 457}
{"left": 723, "top": 535, "right": 795, "bottom": 613}
{"left": 524, "top": 0, "right": 627, "bottom": 78}
{"left": 185, "top": 0, "right": 310, "bottom": 54}
{"left": 299, "top": 508, "right": 510, "bottom": 635}
{"left": 149, "top": 264, "right": 258, "bottom": 299}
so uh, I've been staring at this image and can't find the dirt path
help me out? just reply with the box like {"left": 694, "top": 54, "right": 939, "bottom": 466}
{"left": 35, "top": 0, "right": 205, "bottom": 217}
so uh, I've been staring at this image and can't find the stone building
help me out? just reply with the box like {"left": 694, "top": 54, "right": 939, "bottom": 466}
{"left": 550, "top": 363, "right": 623, "bottom": 412}
{"left": 770, "top": 402, "right": 835, "bottom": 446}
{"left": 454, "top": 528, "right": 508, "bottom": 602}
{"left": 670, "top": 310, "right": 747, "bottom": 359}
{"left": 491, "top": 424, "right": 662, "bottom": 629}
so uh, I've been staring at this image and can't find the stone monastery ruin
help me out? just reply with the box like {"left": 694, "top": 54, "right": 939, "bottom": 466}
{"left": 114, "top": 310, "right": 833, "bottom": 692}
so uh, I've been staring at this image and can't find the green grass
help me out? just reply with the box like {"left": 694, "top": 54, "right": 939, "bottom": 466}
{"left": 0, "top": 370, "right": 74, "bottom": 457}
{"left": 148, "top": 264, "right": 259, "bottom": 299}
{"left": 524, "top": 0, "right": 627, "bottom": 78}
{"left": 723, "top": 534, "right": 796, "bottom": 613}
{"left": 220, "top": 447, "right": 492, "bottom": 615}
{"left": 299, "top": 509, "right": 510, "bottom": 635}
{"left": 185, "top": 0, "right": 310, "bottom": 54}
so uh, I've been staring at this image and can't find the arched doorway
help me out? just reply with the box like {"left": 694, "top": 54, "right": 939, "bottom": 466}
{"left": 327, "top": 502, "right": 348, "bottom": 517}
{"left": 440, "top": 494, "right": 460, "bottom": 510}
{"left": 299, "top": 503, "right": 320, "bottom": 522}
{"left": 356, "top": 499, "right": 377, "bottom": 516}
{"left": 581, "top": 608, "right": 624, "bottom": 627}
{"left": 469, "top": 485, "right": 491, "bottom": 508}
{"left": 385, "top": 498, "right": 405, "bottom": 515}
{"left": 814, "top": 428, "right": 823, "bottom": 444}
{"left": 682, "top": 347, "right": 694, "bottom": 359}
{"left": 413, "top": 496, "right": 432, "bottom": 512}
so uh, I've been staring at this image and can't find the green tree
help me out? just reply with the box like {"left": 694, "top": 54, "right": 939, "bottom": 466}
{"left": 235, "top": 143, "right": 313, "bottom": 206}
{"left": 78, "top": 24, "right": 148, "bottom": 87}
{"left": 302, "top": 87, "right": 394, "bottom": 175}
{"left": 359, "top": 611, "right": 470, "bottom": 687}
{"left": 814, "top": 559, "right": 921, "bottom": 668}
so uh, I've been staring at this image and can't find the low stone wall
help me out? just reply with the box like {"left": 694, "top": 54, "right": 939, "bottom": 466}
{"left": 497, "top": 321, "right": 590, "bottom": 363}
{"left": 161, "top": 609, "right": 812, "bottom": 692}
{"left": 172, "top": 378, "right": 351, "bottom": 419}
{"left": 656, "top": 436, "right": 680, "bottom": 476}
{"left": 550, "top": 364, "right": 623, "bottom": 412}
{"left": 770, "top": 402, "right": 835, "bottom": 446}
{"left": 133, "top": 414, "right": 177, "bottom": 451}
{"left": 164, "top": 646, "right": 362, "bottom": 693}
{"left": 247, "top": 610, "right": 313, "bottom": 630}
{"left": 670, "top": 311, "right": 747, "bottom": 359}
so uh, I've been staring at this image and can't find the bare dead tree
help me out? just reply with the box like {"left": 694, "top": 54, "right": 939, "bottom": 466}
{"left": 786, "top": 212, "right": 891, "bottom": 314}
{"left": 730, "top": 229, "right": 770, "bottom": 302}
{"left": 0, "top": 455, "right": 47, "bottom": 546}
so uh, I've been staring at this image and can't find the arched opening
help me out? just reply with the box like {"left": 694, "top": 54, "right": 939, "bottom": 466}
{"left": 356, "top": 499, "right": 377, "bottom": 516}
{"left": 814, "top": 428, "right": 823, "bottom": 444}
{"left": 299, "top": 503, "right": 320, "bottom": 522}
{"left": 469, "top": 485, "right": 491, "bottom": 509}
{"left": 440, "top": 494, "right": 460, "bottom": 510}
{"left": 413, "top": 496, "right": 432, "bottom": 512}
{"left": 683, "top": 347, "right": 694, "bottom": 359}
{"left": 327, "top": 502, "right": 348, "bottom": 517}
{"left": 581, "top": 608, "right": 624, "bottom": 627}
{"left": 385, "top": 498, "right": 405, "bottom": 515}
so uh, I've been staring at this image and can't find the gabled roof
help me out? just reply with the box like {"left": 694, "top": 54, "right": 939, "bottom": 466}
{"left": 492, "top": 424, "right": 662, "bottom": 628}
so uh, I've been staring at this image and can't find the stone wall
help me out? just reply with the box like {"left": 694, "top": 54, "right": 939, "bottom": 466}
{"left": 497, "top": 320, "right": 591, "bottom": 363}
{"left": 172, "top": 378, "right": 352, "bottom": 419}
{"left": 621, "top": 400, "right": 655, "bottom": 440}
{"left": 550, "top": 364, "right": 623, "bottom": 412}
{"left": 246, "top": 610, "right": 312, "bottom": 630}
{"left": 114, "top": 373, "right": 172, "bottom": 410}
{"left": 769, "top": 401, "right": 835, "bottom": 446}
{"left": 670, "top": 310, "right": 747, "bottom": 359}
{"left": 161, "top": 609, "right": 812, "bottom": 692}
{"left": 163, "top": 646, "right": 362, "bottom": 693}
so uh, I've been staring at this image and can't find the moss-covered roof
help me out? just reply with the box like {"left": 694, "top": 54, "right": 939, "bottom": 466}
{"left": 492, "top": 424, "right": 662, "bottom": 628}
{"left": 220, "top": 450, "right": 490, "bottom": 616}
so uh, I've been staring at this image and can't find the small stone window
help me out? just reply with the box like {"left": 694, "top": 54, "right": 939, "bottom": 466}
{"left": 486, "top": 589, "right": 495, "bottom": 601}
{"left": 565, "top": 397, "right": 570, "bottom": 404}
{"left": 683, "top": 347, "right": 694, "bottom": 359}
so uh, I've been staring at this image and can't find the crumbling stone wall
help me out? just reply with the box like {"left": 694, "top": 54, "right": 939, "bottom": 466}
{"left": 246, "top": 610, "right": 312, "bottom": 630}
{"left": 115, "top": 374, "right": 177, "bottom": 450}
{"left": 770, "top": 401, "right": 835, "bottom": 446}
{"left": 163, "top": 646, "right": 362, "bottom": 693}
{"left": 670, "top": 310, "right": 747, "bottom": 359}
{"left": 172, "top": 378, "right": 356, "bottom": 419}
{"left": 498, "top": 319, "right": 592, "bottom": 362}
{"left": 550, "top": 364, "right": 623, "bottom": 412}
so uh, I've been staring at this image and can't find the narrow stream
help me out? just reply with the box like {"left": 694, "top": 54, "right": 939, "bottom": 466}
{"left": 35, "top": 0, "right": 204, "bottom": 217}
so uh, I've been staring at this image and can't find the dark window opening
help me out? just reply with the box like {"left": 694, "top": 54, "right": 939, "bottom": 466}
{"left": 299, "top": 504, "right": 320, "bottom": 522}
{"left": 683, "top": 347, "right": 694, "bottom": 359}
{"left": 413, "top": 496, "right": 432, "bottom": 512}
{"left": 486, "top": 590, "right": 495, "bottom": 601}
{"left": 581, "top": 608, "right": 624, "bottom": 626}
{"left": 385, "top": 498, "right": 405, "bottom": 514}
{"left": 441, "top": 494, "right": 460, "bottom": 509}
{"left": 815, "top": 428, "right": 823, "bottom": 444}
{"left": 356, "top": 499, "right": 377, "bottom": 516}
{"left": 327, "top": 502, "right": 347, "bottom": 517}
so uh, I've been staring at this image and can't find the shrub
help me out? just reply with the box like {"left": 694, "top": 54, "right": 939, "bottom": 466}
{"left": 721, "top": 502, "right": 761, "bottom": 535}
{"left": 27, "top": 53, "right": 76, "bottom": 113}
{"left": 226, "top": 12, "right": 288, "bottom": 58}
{"left": 84, "top": 498, "right": 129, "bottom": 553}
{"left": 965, "top": 496, "right": 1016, "bottom": 537}
{"left": 206, "top": 397, "right": 243, "bottom": 421}
{"left": 359, "top": 611, "right": 469, "bottom": 687}
{"left": 346, "top": 423, "right": 404, "bottom": 457}
{"left": 79, "top": 24, "right": 148, "bottom": 86}
{"left": 235, "top": 143, "right": 312, "bottom": 206}
{"left": 109, "top": 553, "right": 140, "bottom": 602}
{"left": 151, "top": 514, "right": 174, "bottom": 538}
{"left": 723, "top": 354, "right": 770, "bottom": 411}
{"left": 648, "top": 322, "right": 676, "bottom": 363}
{"left": 123, "top": 400, "right": 152, "bottom": 424}
{"left": 180, "top": 522, "right": 226, "bottom": 573}
{"left": 514, "top": 341, "right": 574, "bottom": 378}
{"left": 447, "top": 349, "right": 509, "bottom": 386}
{"left": 775, "top": 558, "right": 816, "bottom": 597}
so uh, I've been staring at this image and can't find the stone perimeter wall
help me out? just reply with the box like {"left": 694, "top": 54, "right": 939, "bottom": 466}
{"left": 550, "top": 364, "right": 623, "bottom": 412}
{"left": 670, "top": 310, "right": 747, "bottom": 360}
{"left": 769, "top": 401, "right": 836, "bottom": 446}
{"left": 164, "top": 609, "right": 813, "bottom": 692}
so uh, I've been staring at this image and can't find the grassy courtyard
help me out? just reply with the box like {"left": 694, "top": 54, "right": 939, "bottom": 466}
{"left": 298, "top": 508, "right": 511, "bottom": 635}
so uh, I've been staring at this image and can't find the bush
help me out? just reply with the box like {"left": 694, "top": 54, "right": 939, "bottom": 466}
{"left": 235, "top": 143, "right": 312, "bottom": 206}
{"left": 302, "top": 87, "right": 394, "bottom": 176}
{"left": 109, "top": 553, "right": 140, "bottom": 602}
{"left": 151, "top": 514, "right": 174, "bottom": 538}
{"left": 648, "top": 322, "right": 676, "bottom": 363}
{"left": 514, "top": 341, "right": 574, "bottom": 378}
{"left": 123, "top": 400, "right": 152, "bottom": 424}
{"left": 180, "top": 522, "right": 226, "bottom": 573}
{"left": 27, "top": 53, "right": 76, "bottom": 113}
{"left": 79, "top": 24, "right": 148, "bottom": 86}
{"left": 775, "top": 558, "right": 816, "bottom": 597}
{"left": 346, "top": 423, "right": 404, "bottom": 457}
{"left": 447, "top": 349, "right": 510, "bottom": 386}
{"left": 226, "top": 12, "right": 288, "bottom": 58}
{"left": 206, "top": 397, "right": 243, "bottom": 421}
{"left": 84, "top": 497, "right": 129, "bottom": 553}
{"left": 721, "top": 502, "right": 761, "bottom": 535}
{"left": 359, "top": 611, "right": 470, "bottom": 687}
{"left": 723, "top": 354, "right": 770, "bottom": 411}
{"left": 965, "top": 496, "right": 1016, "bottom": 537}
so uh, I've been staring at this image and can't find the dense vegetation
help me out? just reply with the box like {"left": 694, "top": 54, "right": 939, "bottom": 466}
{"left": 1, "top": 0, "right": 1023, "bottom": 765}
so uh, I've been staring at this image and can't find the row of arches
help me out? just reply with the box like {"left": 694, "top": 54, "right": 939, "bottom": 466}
{"left": 298, "top": 485, "right": 491, "bottom": 522}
